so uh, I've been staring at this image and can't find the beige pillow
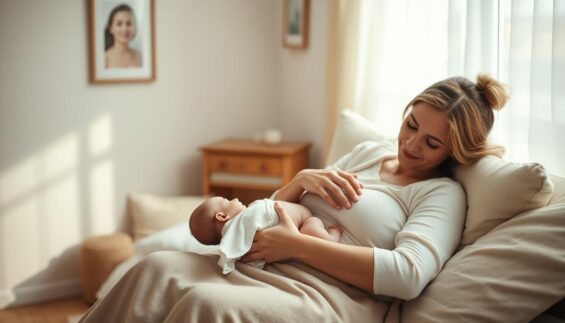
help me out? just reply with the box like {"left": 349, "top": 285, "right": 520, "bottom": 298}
{"left": 549, "top": 174, "right": 565, "bottom": 204}
{"left": 403, "top": 202, "right": 565, "bottom": 323}
{"left": 326, "top": 109, "right": 396, "bottom": 165}
{"left": 455, "top": 156, "right": 554, "bottom": 246}
{"left": 129, "top": 194, "right": 207, "bottom": 240}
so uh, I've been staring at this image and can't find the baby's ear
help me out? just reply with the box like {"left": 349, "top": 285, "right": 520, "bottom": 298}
{"left": 215, "top": 212, "right": 230, "bottom": 222}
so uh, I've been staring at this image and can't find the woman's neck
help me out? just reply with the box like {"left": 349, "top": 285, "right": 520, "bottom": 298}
{"left": 112, "top": 42, "right": 129, "bottom": 53}
{"left": 386, "top": 158, "right": 437, "bottom": 181}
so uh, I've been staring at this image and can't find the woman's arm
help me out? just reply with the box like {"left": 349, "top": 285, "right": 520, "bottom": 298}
{"left": 298, "top": 234, "right": 374, "bottom": 292}
{"left": 242, "top": 202, "right": 374, "bottom": 292}
{"left": 273, "top": 169, "right": 363, "bottom": 209}
{"left": 373, "top": 181, "right": 466, "bottom": 299}
{"left": 247, "top": 181, "right": 467, "bottom": 299}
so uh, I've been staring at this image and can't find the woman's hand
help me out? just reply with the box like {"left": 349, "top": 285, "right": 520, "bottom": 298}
{"left": 243, "top": 202, "right": 374, "bottom": 293}
{"left": 241, "top": 202, "right": 301, "bottom": 264}
{"left": 296, "top": 169, "right": 363, "bottom": 209}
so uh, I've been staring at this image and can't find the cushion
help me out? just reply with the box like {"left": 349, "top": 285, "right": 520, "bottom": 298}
{"left": 129, "top": 193, "right": 207, "bottom": 240}
{"left": 455, "top": 156, "right": 554, "bottom": 246}
{"left": 402, "top": 202, "right": 565, "bottom": 322}
{"left": 326, "top": 109, "right": 396, "bottom": 165}
{"left": 549, "top": 174, "right": 565, "bottom": 204}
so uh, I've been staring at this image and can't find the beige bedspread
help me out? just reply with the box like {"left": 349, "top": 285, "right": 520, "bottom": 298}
{"left": 79, "top": 251, "right": 393, "bottom": 323}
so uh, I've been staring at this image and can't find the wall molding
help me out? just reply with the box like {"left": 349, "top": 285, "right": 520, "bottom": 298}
{"left": 0, "top": 289, "right": 15, "bottom": 309}
{"left": 0, "top": 278, "right": 82, "bottom": 308}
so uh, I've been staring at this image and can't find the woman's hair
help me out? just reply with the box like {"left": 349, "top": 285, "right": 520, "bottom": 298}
{"left": 403, "top": 74, "right": 509, "bottom": 167}
{"left": 104, "top": 4, "right": 136, "bottom": 51}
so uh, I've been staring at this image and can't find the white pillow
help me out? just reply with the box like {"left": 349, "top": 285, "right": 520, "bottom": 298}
{"left": 326, "top": 109, "right": 396, "bottom": 165}
{"left": 455, "top": 156, "right": 554, "bottom": 246}
{"left": 129, "top": 194, "right": 207, "bottom": 240}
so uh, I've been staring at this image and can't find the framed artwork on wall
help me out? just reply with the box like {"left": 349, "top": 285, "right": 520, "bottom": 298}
{"left": 282, "top": 0, "right": 309, "bottom": 49}
{"left": 88, "top": 0, "right": 156, "bottom": 83}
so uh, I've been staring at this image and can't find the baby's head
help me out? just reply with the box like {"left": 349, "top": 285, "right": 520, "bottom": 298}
{"left": 189, "top": 196, "right": 246, "bottom": 245}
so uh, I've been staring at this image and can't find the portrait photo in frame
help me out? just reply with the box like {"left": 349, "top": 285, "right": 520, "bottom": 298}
{"left": 88, "top": 0, "right": 156, "bottom": 83}
{"left": 282, "top": 0, "right": 309, "bottom": 49}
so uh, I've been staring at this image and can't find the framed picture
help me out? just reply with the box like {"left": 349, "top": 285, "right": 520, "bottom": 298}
{"left": 282, "top": 0, "right": 309, "bottom": 49}
{"left": 88, "top": 0, "right": 156, "bottom": 83}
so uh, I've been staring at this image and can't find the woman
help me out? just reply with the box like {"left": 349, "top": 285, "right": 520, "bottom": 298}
{"left": 104, "top": 4, "right": 141, "bottom": 69}
{"left": 79, "top": 75, "right": 508, "bottom": 322}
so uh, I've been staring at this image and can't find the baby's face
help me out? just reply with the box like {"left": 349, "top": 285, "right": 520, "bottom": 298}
{"left": 190, "top": 197, "right": 247, "bottom": 245}
{"left": 206, "top": 196, "right": 247, "bottom": 216}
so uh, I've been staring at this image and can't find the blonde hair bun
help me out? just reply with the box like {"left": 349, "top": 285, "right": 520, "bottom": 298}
{"left": 476, "top": 74, "right": 508, "bottom": 111}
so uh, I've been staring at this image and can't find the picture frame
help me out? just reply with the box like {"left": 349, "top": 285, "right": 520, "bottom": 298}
{"left": 282, "top": 0, "right": 309, "bottom": 49}
{"left": 88, "top": 0, "right": 156, "bottom": 83}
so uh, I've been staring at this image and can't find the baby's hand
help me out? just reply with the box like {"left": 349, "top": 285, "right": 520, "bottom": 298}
{"left": 327, "top": 224, "right": 343, "bottom": 243}
{"left": 328, "top": 224, "right": 343, "bottom": 234}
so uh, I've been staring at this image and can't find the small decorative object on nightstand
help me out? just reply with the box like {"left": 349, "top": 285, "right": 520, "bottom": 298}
{"left": 200, "top": 138, "right": 311, "bottom": 204}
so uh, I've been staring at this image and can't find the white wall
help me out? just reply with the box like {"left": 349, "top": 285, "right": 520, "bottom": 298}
{"left": 0, "top": 0, "right": 285, "bottom": 306}
{"left": 0, "top": 0, "right": 330, "bottom": 307}
{"left": 277, "top": 0, "right": 329, "bottom": 168}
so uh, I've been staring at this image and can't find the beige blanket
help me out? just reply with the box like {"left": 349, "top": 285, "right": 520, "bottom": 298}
{"left": 79, "top": 251, "right": 393, "bottom": 322}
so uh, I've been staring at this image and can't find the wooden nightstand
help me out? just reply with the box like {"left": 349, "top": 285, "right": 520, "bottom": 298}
{"left": 200, "top": 138, "right": 311, "bottom": 204}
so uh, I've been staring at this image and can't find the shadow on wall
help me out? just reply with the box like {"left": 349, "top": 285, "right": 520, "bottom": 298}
{"left": 0, "top": 113, "right": 117, "bottom": 308}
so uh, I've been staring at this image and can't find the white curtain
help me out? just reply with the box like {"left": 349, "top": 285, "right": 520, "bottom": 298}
{"left": 494, "top": 0, "right": 565, "bottom": 177}
{"left": 338, "top": 0, "right": 565, "bottom": 176}
{"left": 348, "top": 0, "right": 450, "bottom": 137}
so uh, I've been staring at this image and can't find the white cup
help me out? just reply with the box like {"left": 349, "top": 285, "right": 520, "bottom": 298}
{"left": 263, "top": 129, "right": 283, "bottom": 144}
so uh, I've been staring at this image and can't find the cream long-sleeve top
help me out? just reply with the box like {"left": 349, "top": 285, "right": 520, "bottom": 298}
{"left": 300, "top": 141, "right": 466, "bottom": 300}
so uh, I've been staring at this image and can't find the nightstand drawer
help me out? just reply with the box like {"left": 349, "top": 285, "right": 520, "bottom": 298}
{"left": 209, "top": 154, "right": 282, "bottom": 176}
{"left": 200, "top": 139, "right": 311, "bottom": 204}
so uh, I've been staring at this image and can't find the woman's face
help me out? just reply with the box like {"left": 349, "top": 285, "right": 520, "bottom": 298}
{"left": 397, "top": 102, "right": 451, "bottom": 175}
{"left": 109, "top": 10, "right": 135, "bottom": 44}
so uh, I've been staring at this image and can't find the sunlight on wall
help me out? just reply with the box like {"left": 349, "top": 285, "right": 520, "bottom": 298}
{"left": 0, "top": 157, "right": 37, "bottom": 206}
{"left": 44, "top": 135, "right": 79, "bottom": 181}
{"left": 44, "top": 176, "right": 81, "bottom": 259}
{"left": 0, "top": 157, "right": 41, "bottom": 287}
{"left": 89, "top": 160, "right": 116, "bottom": 234}
{"left": 0, "top": 134, "right": 80, "bottom": 286}
{"left": 1, "top": 199, "right": 41, "bottom": 286}
{"left": 89, "top": 115, "right": 112, "bottom": 157}
{"left": 88, "top": 114, "right": 116, "bottom": 235}
{"left": 0, "top": 113, "right": 116, "bottom": 291}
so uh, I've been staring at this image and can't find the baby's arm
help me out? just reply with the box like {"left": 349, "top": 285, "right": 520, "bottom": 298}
{"left": 275, "top": 201, "right": 342, "bottom": 243}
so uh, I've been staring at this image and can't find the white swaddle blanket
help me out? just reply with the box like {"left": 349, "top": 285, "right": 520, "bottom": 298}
{"left": 189, "top": 198, "right": 279, "bottom": 274}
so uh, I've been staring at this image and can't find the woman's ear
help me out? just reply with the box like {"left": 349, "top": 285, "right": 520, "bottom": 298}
{"left": 215, "top": 212, "right": 230, "bottom": 222}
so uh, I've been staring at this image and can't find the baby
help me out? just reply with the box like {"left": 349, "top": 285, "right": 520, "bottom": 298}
{"left": 189, "top": 196, "right": 342, "bottom": 274}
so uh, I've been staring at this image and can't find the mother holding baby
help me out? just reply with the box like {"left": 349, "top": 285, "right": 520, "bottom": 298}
{"left": 80, "top": 74, "right": 508, "bottom": 323}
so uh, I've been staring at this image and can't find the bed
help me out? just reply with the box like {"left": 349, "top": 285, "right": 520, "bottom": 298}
{"left": 80, "top": 110, "right": 565, "bottom": 322}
